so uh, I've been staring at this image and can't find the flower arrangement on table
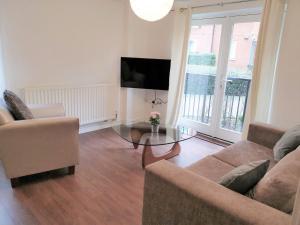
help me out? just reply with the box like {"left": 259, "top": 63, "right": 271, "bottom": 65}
{"left": 149, "top": 112, "right": 160, "bottom": 133}
{"left": 149, "top": 112, "right": 160, "bottom": 126}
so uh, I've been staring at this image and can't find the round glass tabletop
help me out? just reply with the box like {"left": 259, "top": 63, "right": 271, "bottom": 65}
{"left": 112, "top": 122, "right": 197, "bottom": 146}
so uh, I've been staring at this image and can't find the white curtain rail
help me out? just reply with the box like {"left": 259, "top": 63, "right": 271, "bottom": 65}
{"left": 171, "top": 0, "right": 259, "bottom": 11}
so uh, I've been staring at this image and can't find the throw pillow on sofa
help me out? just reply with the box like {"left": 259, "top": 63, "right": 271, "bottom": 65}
{"left": 3, "top": 90, "right": 34, "bottom": 120}
{"left": 273, "top": 125, "right": 300, "bottom": 161}
{"left": 219, "top": 160, "right": 270, "bottom": 194}
{"left": 253, "top": 146, "right": 300, "bottom": 213}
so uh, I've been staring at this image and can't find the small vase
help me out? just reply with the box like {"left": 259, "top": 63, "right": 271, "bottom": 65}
{"left": 151, "top": 124, "right": 160, "bottom": 133}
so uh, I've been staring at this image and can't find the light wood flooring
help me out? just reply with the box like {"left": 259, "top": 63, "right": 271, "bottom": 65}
{"left": 0, "top": 128, "right": 223, "bottom": 225}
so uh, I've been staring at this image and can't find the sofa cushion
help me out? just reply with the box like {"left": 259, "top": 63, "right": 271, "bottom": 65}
{"left": 186, "top": 156, "right": 235, "bottom": 182}
{"left": 3, "top": 90, "right": 34, "bottom": 120}
{"left": 219, "top": 160, "right": 270, "bottom": 194}
{"left": 213, "top": 140, "right": 276, "bottom": 169}
{"left": 253, "top": 147, "right": 300, "bottom": 213}
{"left": 273, "top": 125, "right": 300, "bottom": 161}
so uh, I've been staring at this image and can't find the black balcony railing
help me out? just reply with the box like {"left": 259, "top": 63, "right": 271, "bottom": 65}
{"left": 182, "top": 73, "right": 251, "bottom": 132}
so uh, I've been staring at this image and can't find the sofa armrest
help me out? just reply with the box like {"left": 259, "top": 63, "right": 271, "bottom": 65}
{"left": 143, "top": 160, "right": 291, "bottom": 225}
{"left": 292, "top": 183, "right": 300, "bottom": 225}
{"left": 28, "top": 104, "right": 65, "bottom": 118}
{"left": 247, "top": 123, "right": 285, "bottom": 149}
{"left": 0, "top": 117, "right": 79, "bottom": 178}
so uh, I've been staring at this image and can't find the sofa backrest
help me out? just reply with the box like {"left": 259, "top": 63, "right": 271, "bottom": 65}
{"left": 0, "top": 99, "right": 14, "bottom": 125}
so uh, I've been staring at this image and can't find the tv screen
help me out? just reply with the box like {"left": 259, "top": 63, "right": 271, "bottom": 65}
{"left": 121, "top": 57, "right": 171, "bottom": 91}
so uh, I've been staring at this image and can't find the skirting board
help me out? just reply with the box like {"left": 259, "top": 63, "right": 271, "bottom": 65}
{"left": 122, "top": 119, "right": 147, "bottom": 126}
{"left": 79, "top": 120, "right": 120, "bottom": 134}
{"left": 79, "top": 118, "right": 147, "bottom": 134}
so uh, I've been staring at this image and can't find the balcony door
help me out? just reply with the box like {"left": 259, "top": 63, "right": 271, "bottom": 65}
{"left": 181, "top": 13, "right": 261, "bottom": 142}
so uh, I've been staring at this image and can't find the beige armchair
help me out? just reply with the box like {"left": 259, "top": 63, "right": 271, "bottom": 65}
{"left": 0, "top": 102, "right": 79, "bottom": 188}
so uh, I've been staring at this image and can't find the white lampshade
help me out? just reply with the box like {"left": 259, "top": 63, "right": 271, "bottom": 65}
{"left": 130, "top": 0, "right": 174, "bottom": 22}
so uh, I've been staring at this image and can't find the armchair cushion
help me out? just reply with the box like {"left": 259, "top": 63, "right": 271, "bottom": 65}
{"left": 3, "top": 90, "right": 33, "bottom": 120}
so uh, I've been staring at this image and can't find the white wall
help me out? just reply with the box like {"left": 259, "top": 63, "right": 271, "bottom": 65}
{"left": 0, "top": 0, "right": 174, "bottom": 124}
{"left": 0, "top": 5, "right": 6, "bottom": 94}
{"left": 0, "top": 39, "right": 5, "bottom": 94}
{"left": 270, "top": 0, "right": 300, "bottom": 129}
{"left": 121, "top": 4, "right": 174, "bottom": 124}
{"left": 3, "top": 0, "right": 297, "bottom": 129}
{"left": 0, "top": 0, "right": 126, "bottom": 96}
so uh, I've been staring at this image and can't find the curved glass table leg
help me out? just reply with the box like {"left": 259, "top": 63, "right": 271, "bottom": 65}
{"left": 112, "top": 122, "right": 196, "bottom": 168}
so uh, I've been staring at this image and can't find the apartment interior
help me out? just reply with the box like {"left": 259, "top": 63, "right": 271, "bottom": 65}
{"left": 0, "top": 0, "right": 299, "bottom": 224}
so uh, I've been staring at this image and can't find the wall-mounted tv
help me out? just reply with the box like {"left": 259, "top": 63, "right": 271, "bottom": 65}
{"left": 121, "top": 57, "right": 171, "bottom": 91}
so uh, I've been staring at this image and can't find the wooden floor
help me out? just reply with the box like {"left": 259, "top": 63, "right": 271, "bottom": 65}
{"left": 0, "top": 128, "right": 223, "bottom": 225}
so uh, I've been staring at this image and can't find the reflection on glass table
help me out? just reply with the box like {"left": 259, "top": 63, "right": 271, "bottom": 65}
{"left": 113, "top": 123, "right": 197, "bottom": 168}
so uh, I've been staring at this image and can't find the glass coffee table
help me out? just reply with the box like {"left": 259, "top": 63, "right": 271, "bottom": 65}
{"left": 113, "top": 122, "right": 197, "bottom": 168}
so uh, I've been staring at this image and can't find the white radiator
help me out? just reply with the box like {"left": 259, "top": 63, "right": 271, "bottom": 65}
{"left": 24, "top": 84, "right": 118, "bottom": 125}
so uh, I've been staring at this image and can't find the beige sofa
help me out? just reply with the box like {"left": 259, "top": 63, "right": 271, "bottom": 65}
{"left": 0, "top": 101, "right": 79, "bottom": 187}
{"left": 142, "top": 123, "right": 300, "bottom": 225}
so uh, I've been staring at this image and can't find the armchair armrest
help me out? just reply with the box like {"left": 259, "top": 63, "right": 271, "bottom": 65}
{"left": 28, "top": 104, "right": 65, "bottom": 118}
{"left": 0, "top": 117, "right": 79, "bottom": 178}
{"left": 247, "top": 123, "right": 285, "bottom": 149}
{"left": 143, "top": 160, "right": 291, "bottom": 225}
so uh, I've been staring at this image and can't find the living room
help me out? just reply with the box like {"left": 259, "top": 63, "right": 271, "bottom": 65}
{"left": 0, "top": 0, "right": 299, "bottom": 224}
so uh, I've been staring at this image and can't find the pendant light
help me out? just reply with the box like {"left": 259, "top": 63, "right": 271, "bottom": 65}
{"left": 130, "top": 0, "right": 174, "bottom": 22}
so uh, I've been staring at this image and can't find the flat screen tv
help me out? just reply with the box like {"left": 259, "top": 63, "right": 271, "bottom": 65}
{"left": 121, "top": 57, "right": 171, "bottom": 91}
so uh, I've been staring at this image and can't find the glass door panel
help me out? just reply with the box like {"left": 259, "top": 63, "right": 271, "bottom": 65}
{"left": 182, "top": 23, "right": 222, "bottom": 129}
{"left": 220, "top": 22, "right": 260, "bottom": 132}
{"left": 180, "top": 13, "right": 261, "bottom": 142}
